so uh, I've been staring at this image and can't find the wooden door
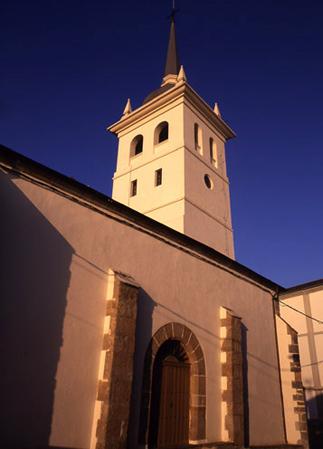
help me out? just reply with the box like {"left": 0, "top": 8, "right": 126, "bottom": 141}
{"left": 157, "top": 357, "right": 190, "bottom": 448}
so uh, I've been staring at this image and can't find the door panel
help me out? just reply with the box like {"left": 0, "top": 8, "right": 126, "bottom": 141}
{"left": 157, "top": 360, "right": 190, "bottom": 448}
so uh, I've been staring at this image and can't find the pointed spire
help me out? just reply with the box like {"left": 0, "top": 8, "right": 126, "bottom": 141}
{"left": 122, "top": 98, "right": 132, "bottom": 117}
{"left": 214, "top": 102, "right": 221, "bottom": 117}
{"left": 162, "top": 11, "right": 180, "bottom": 86}
{"left": 177, "top": 65, "right": 187, "bottom": 83}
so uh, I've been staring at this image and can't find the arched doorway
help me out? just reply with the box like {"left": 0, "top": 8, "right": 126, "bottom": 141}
{"left": 139, "top": 323, "right": 206, "bottom": 448}
{"left": 149, "top": 340, "right": 190, "bottom": 448}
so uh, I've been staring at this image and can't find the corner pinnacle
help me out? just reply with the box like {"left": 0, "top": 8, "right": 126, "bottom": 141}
{"left": 177, "top": 65, "right": 187, "bottom": 83}
{"left": 122, "top": 98, "right": 132, "bottom": 117}
{"left": 214, "top": 102, "right": 221, "bottom": 117}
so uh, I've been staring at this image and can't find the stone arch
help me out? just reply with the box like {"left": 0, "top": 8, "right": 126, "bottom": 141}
{"left": 139, "top": 322, "right": 206, "bottom": 446}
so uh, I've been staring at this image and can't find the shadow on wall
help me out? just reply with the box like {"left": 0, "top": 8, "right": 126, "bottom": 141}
{"left": 0, "top": 172, "right": 74, "bottom": 448}
{"left": 307, "top": 393, "right": 323, "bottom": 449}
{"left": 128, "top": 289, "right": 156, "bottom": 449}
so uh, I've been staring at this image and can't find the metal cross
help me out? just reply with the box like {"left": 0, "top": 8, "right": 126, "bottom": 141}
{"left": 168, "top": 0, "right": 179, "bottom": 20}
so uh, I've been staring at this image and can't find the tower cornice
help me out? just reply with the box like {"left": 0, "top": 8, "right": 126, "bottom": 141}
{"left": 107, "top": 82, "right": 236, "bottom": 141}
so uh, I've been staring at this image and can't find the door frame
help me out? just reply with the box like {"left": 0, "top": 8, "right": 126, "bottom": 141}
{"left": 139, "top": 323, "right": 206, "bottom": 447}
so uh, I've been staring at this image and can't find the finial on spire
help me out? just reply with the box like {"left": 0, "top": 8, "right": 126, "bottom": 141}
{"left": 214, "top": 102, "right": 221, "bottom": 117}
{"left": 122, "top": 98, "right": 132, "bottom": 117}
{"left": 162, "top": 3, "right": 180, "bottom": 86}
{"left": 169, "top": 0, "right": 179, "bottom": 21}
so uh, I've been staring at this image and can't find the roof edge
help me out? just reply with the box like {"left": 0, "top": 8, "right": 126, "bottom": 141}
{"left": 1, "top": 143, "right": 281, "bottom": 292}
{"left": 280, "top": 278, "right": 323, "bottom": 297}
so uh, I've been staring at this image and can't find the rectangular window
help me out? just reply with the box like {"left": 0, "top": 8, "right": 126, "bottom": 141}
{"left": 130, "top": 179, "right": 137, "bottom": 196}
{"left": 155, "top": 168, "right": 162, "bottom": 186}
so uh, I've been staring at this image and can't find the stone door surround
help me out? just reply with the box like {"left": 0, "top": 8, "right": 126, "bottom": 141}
{"left": 139, "top": 322, "right": 206, "bottom": 446}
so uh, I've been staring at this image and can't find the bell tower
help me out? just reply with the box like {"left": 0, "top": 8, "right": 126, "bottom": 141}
{"left": 108, "top": 15, "right": 236, "bottom": 258}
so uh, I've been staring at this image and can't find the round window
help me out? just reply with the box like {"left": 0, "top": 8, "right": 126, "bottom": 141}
{"left": 204, "top": 174, "right": 213, "bottom": 189}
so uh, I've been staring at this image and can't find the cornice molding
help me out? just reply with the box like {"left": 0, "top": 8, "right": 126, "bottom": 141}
{"left": 107, "top": 82, "right": 236, "bottom": 141}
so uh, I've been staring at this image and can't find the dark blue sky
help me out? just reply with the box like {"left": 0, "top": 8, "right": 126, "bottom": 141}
{"left": 2, "top": 0, "right": 323, "bottom": 287}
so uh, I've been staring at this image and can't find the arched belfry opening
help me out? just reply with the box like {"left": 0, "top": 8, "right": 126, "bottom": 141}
{"left": 154, "top": 121, "right": 169, "bottom": 145}
{"left": 139, "top": 323, "right": 206, "bottom": 448}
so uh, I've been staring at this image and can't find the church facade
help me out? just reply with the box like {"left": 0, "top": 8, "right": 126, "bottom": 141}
{"left": 0, "top": 15, "right": 314, "bottom": 449}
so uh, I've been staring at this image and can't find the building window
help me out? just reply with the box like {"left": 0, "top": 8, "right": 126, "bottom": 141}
{"left": 155, "top": 168, "right": 162, "bottom": 186}
{"left": 194, "top": 123, "right": 202, "bottom": 153}
{"left": 130, "top": 135, "right": 143, "bottom": 157}
{"left": 209, "top": 137, "right": 217, "bottom": 166}
{"left": 130, "top": 179, "right": 137, "bottom": 196}
{"left": 154, "top": 122, "right": 169, "bottom": 145}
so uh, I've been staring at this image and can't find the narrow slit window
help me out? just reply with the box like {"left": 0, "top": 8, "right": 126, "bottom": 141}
{"left": 209, "top": 137, "right": 217, "bottom": 166}
{"left": 194, "top": 123, "right": 202, "bottom": 153}
{"left": 130, "top": 179, "right": 137, "bottom": 197}
{"left": 155, "top": 168, "right": 162, "bottom": 186}
{"left": 194, "top": 124, "right": 199, "bottom": 150}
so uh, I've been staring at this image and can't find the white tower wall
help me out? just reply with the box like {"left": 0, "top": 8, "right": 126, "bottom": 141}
{"left": 109, "top": 80, "right": 235, "bottom": 258}
{"left": 112, "top": 100, "right": 185, "bottom": 227}
{"left": 183, "top": 104, "right": 234, "bottom": 257}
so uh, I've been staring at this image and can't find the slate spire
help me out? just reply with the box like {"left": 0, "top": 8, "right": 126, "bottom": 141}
{"left": 163, "top": 11, "right": 180, "bottom": 81}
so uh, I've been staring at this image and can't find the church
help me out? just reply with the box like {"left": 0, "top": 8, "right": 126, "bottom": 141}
{"left": 1, "top": 13, "right": 320, "bottom": 449}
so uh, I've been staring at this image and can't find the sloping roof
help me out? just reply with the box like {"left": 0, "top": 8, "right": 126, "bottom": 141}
{"left": 0, "top": 143, "right": 284, "bottom": 293}
{"left": 143, "top": 83, "right": 174, "bottom": 104}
